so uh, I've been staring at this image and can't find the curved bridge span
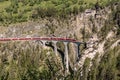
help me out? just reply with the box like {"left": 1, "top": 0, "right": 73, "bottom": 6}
{"left": 0, "top": 37, "right": 85, "bottom": 74}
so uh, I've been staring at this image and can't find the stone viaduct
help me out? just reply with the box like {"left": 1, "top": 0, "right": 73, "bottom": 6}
{"left": 0, "top": 37, "right": 85, "bottom": 73}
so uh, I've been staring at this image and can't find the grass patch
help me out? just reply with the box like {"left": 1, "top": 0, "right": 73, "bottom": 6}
{"left": 0, "top": 1, "right": 11, "bottom": 12}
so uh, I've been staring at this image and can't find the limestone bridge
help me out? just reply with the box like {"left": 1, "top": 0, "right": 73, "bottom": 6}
{"left": 0, "top": 37, "right": 85, "bottom": 73}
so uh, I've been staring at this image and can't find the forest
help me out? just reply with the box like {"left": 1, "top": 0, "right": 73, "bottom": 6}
{"left": 0, "top": 0, "right": 118, "bottom": 25}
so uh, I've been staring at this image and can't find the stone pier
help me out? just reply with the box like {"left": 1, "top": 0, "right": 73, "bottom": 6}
{"left": 52, "top": 41, "right": 58, "bottom": 56}
{"left": 75, "top": 43, "right": 81, "bottom": 62}
{"left": 63, "top": 42, "right": 69, "bottom": 74}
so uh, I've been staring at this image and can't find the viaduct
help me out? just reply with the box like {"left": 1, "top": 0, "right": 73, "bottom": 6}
{"left": 0, "top": 37, "right": 85, "bottom": 73}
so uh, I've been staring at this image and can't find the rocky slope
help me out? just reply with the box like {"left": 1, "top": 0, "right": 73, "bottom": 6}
{"left": 0, "top": 3, "right": 120, "bottom": 80}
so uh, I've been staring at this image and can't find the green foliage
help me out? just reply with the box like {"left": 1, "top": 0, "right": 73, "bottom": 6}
{"left": 0, "top": 0, "right": 117, "bottom": 25}
{"left": 0, "top": 42, "right": 63, "bottom": 80}
{"left": 0, "top": 35, "right": 119, "bottom": 80}
{"left": 87, "top": 46, "right": 120, "bottom": 80}
{"left": 82, "top": 58, "right": 91, "bottom": 80}
{"left": 117, "top": 54, "right": 120, "bottom": 70}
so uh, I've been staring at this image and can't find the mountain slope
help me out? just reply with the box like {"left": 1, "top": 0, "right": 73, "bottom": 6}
{"left": 0, "top": 1, "right": 120, "bottom": 80}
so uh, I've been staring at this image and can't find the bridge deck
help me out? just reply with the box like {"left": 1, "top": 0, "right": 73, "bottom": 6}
{"left": 0, "top": 37, "right": 80, "bottom": 43}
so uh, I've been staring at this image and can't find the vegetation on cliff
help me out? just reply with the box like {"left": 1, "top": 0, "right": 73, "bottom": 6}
{"left": 0, "top": 0, "right": 118, "bottom": 25}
